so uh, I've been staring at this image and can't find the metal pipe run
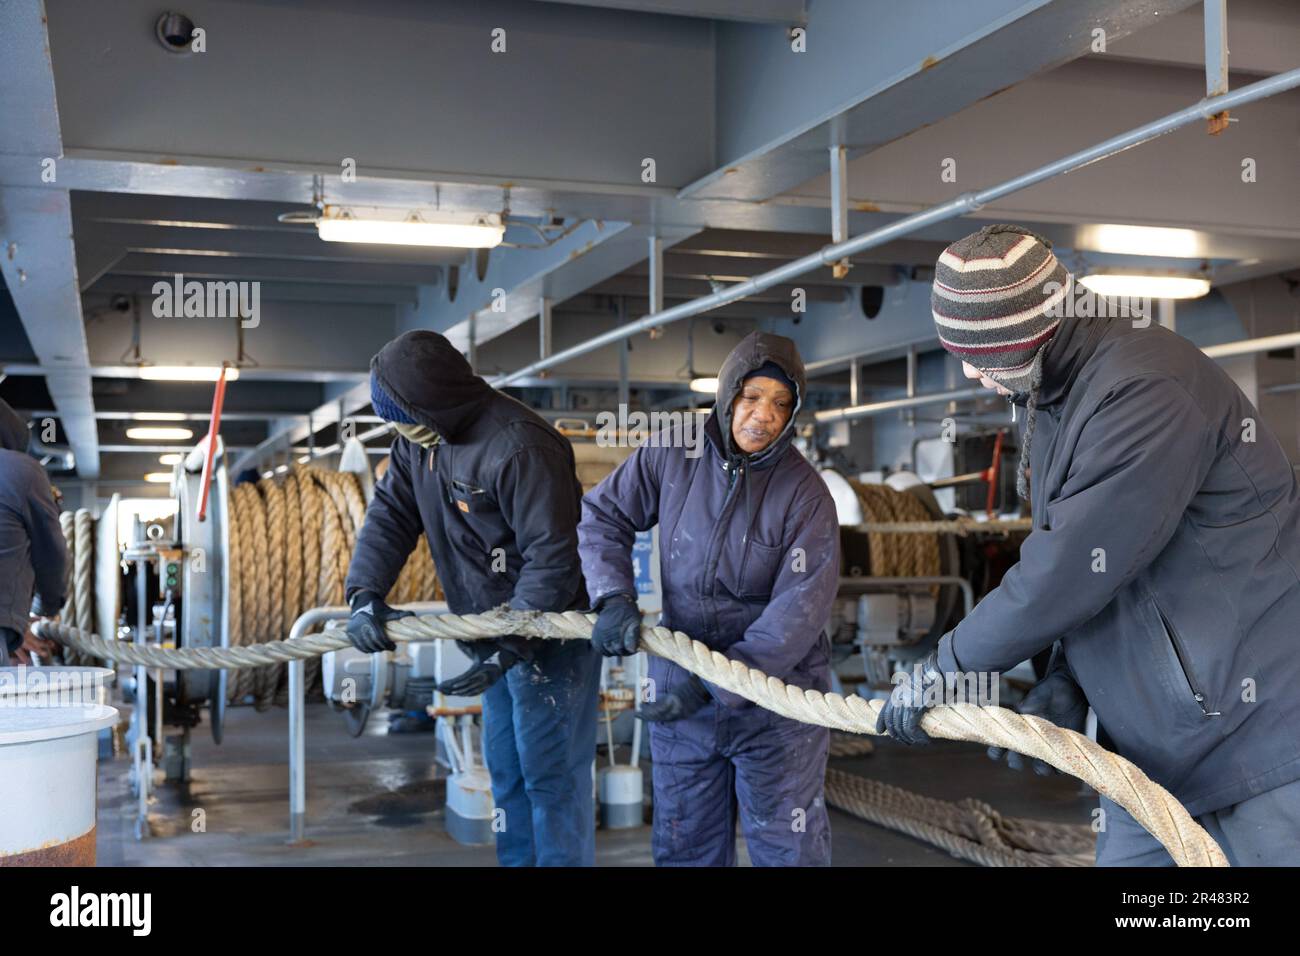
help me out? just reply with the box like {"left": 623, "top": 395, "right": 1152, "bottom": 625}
{"left": 816, "top": 387, "right": 987, "bottom": 423}
{"left": 815, "top": 330, "right": 1300, "bottom": 423}
{"left": 287, "top": 601, "right": 445, "bottom": 843}
{"left": 490, "top": 67, "right": 1300, "bottom": 389}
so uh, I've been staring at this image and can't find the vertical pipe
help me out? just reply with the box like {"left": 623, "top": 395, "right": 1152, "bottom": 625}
{"left": 468, "top": 312, "right": 478, "bottom": 375}
{"left": 1159, "top": 298, "right": 1176, "bottom": 332}
{"left": 538, "top": 296, "right": 552, "bottom": 361}
{"left": 829, "top": 144, "right": 850, "bottom": 279}
{"left": 1205, "top": 0, "right": 1229, "bottom": 99}
{"left": 647, "top": 236, "right": 664, "bottom": 316}
{"left": 905, "top": 345, "right": 918, "bottom": 428}
{"left": 289, "top": 657, "right": 304, "bottom": 842}
{"left": 848, "top": 359, "right": 860, "bottom": 407}
{"left": 618, "top": 297, "right": 631, "bottom": 408}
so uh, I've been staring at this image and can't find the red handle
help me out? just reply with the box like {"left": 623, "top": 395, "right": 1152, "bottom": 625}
{"left": 196, "top": 366, "right": 229, "bottom": 523}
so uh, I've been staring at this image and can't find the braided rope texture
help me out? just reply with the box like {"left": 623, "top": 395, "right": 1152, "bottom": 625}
{"left": 36, "top": 608, "right": 1227, "bottom": 867}
{"left": 220, "top": 465, "right": 441, "bottom": 706}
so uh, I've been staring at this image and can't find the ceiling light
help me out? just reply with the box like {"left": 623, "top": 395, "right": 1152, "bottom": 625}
{"left": 143, "top": 472, "right": 174, "bottom": 484}
{"left": 690, "top": 377, "right": 719, "bottom": 394}
{"left": 317, "top": 205, "right": 504, "bottom": 248}
{"left": 1081, "top": 224, "right": 1204, "bottom": 258}
{"left": 1079, "top": 274, "right": 1211, "bottom": 299}
{"left": 158, "top": 453, "right": 184, "bottom": 465}
{"left": 133, "top": 412, "right": 188, "bottom": 421}
{"left": 138, "top": 366, "right": 240, "bottom": 382}
{"left": 126, "top": 426, "right": 194, "bottom": 441}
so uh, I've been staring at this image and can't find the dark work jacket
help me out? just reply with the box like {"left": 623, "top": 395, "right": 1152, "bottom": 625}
{"left": 0, "top": 399, "right": 67, "bottom": 632}
{"left": 937, "top": 313, "right": 1300, "bottom": 815}
{"left": 579, "top": 331, "right": 841, "bottom": 708}
{"left": 345, "top": 334, "right": 587, "bottom": 618}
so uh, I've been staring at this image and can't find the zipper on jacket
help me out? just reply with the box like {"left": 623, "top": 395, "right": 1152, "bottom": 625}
{"left": 1156, "top": 603, "right": 1220, "bottom": 717}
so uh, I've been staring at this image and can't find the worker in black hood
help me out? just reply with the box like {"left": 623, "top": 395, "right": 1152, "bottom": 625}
{"left": 345, "top": 330, "right": 600, "bottom": 867}
{"left": 0, "top": 398, "right": 66, "bottom": 663}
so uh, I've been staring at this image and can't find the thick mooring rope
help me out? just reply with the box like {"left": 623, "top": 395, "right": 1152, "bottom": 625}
{"left": 823, "top": 768, "right": 1094, "bottom": 867}
{"left": 36, "top": 607, "right": 1228, "bottom": 867}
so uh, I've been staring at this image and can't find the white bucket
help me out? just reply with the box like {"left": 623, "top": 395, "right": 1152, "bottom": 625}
{"left": 0, "top": 666, "right": 115, "bottom": 708}
{"left": 0, "top": 704, "right": 118, "bottom": 865}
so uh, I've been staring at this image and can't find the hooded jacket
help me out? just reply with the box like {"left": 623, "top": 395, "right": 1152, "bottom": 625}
{"left": 579, "top": 331, "right": 841, "bottom": 707}
{"left": 0, "top": 398, "right": 67, "bottom": 633}
{"left": 345, "top": 331, "right": 587, "bottom": 617}
{"left": 937, "top": 313, "right": 1300, "bottom": 816}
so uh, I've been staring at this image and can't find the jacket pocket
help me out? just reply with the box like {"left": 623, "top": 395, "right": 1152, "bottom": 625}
{"left": 735, "top": 538, "right": 785, "bottom": 600}
{"left": 445, "top": 477, "right": 487, "bottom": 514}
{"left": 1152, "top": 598, "right": 1219, "bottom": 718}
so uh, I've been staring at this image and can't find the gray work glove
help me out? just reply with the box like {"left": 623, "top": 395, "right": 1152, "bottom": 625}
{"left": 988, "top": 653, "right": 1088, "bottom": 775}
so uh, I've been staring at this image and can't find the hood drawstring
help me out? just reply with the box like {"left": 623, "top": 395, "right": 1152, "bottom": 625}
{"left": 1015, "top": 356, "right": 1046, "bottom": 502}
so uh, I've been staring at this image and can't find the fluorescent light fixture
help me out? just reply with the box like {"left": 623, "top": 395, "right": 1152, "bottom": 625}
{"left": 143, "top": 472, "right": 173, "bottom": 484}
{"left": 133, "top": 412, "right": 188, "bottom": 421}
{"left": 158, "top": 453, "right": 184, "bottom": 465}
{"left": 274, "top": 464, "right": 289, "bottom": 474}
{"left": 1081, "top": 224, "right": 1204, "bottom": 259}
{"left": 1079, "top": 274, "right": 1211, "bottom": 299}
{"left": 126, "top": 426, "right": 194, "bottom": 441}
{"left": 138, "top": 366, "right": 240, "bottom": 382}
{"left": 317, "top": 205, "right": 504, "bottom": 248}
{"left": 690, "top": 376, "right": 719, "bottom": 394}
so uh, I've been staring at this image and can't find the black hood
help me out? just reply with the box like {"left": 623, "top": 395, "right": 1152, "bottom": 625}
{"left": 0, "top": 398, "right": 28, "bottom": 453}
{"left": 706, "top": 330, "right": 806, "bottom": 465}
{"left": 370, "top": 330, "right": 495, "bottom": 440}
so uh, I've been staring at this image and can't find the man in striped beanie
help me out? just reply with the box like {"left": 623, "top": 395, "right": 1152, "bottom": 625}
{"left": 930, "top": 223, "right": 1071, "bottom": 500}
{"left": 878, "top": 221, "right": 1300, "bottom": 866}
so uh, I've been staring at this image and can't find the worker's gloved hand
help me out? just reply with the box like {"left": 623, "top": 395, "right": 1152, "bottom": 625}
{"left": 876, "top": 650, "right": 946, "bottom": 746}
{"left": 345, "top": 591, "right": 413, "bottom": 654}
{"left": 988, "top": 667, "right": 1088, "bottom": 775}
{"left": 437, "top": 643, "right": 521, "bottom": 698}
{"left": 590, "top": 591, "right": 642, "bottom": 657}
{"left": 638, "top": 674, "right": 712, "bottom": 723}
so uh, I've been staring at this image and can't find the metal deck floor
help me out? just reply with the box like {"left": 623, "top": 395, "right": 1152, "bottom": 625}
{"left": 95, "top": 704, "right": 1097, "bottom": 867}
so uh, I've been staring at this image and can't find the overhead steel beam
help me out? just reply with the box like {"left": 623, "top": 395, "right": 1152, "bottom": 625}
{"left": 527, "top": 0, "right": 805, "bottom": 24}
{"left": 42, "top": 0, "right": 715, "bottom": 193}
{"left": 0, "top": 0, "right": 99, "bottom": 477}
{"left": 683, "top": 0, "right": 1200, "bottom": 202}
{"left": 74, "top": 221, "right": 460, "bottom": 266}
{"left": 109, "top": 253, "right": 442, "bottom": 286}
{"left": 88, "top": 275, "right": 420, "bottom": 305}
{"left": 492, "top": 66, "right": 1300, "bottom": 387}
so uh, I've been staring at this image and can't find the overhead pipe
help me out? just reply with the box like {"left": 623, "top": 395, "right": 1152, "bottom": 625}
{"left": 490, "top": 67, "right": 1300, "bottom": 389}
{"left": 816, "top": 387, "right": 987, "bottom": 424}
{"left": 817, "top": 331, "right": 1300, "bottom": 423}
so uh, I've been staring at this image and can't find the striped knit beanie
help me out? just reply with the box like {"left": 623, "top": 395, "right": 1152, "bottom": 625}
{"left": 931, "top": 224, "right": 1072, "bottom": 501}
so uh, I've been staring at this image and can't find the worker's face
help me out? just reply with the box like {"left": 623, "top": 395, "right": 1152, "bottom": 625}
{"left": 962, "top": 360, "right": 1013, "bottom": 397}
{"left": 731, "top": 376, "right": 794, "bottom": 454}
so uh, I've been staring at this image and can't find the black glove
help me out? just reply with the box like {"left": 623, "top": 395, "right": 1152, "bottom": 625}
{"left": 590, "top": 592, "right": 642, "bottom": 657}
{"left": 875, "top": 650, "right": 946, "bottom": 746}
{"left": 637, "top": 674, "right": 712, "bottom": 723}
{"left": 988, "top": 655, "right": 1088, "bottom": 775}
{"left": 345, "top": 591, "right": 413, "bottom": 654}
{"left": 436, "top": 642, "right": 521, "bottom": 698}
